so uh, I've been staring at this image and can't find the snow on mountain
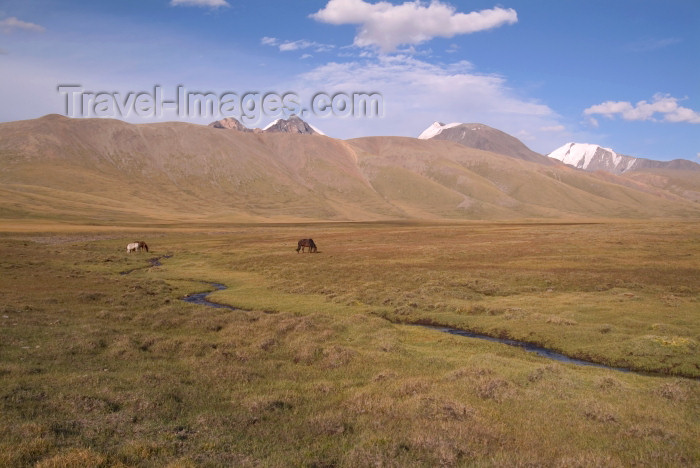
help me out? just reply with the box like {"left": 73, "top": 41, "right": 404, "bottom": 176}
{"left": 418, "top": 121, "right": 461, "bottom": 139}
{"left": 263, "top": 119, "right": 282, "bottom": 131}
{"left": 417, "top": 121, "right": 554, "bottom": 165}
{"left": 210, "top": 115, "right": 324, "bottom": 135}
{"left": 262, "top": 115, "right": 320, "bottom": 135}
{"left": 308, "top": 123, "right": 326, "bottom": 136}
{"left": 549, "top": 143, "right": 700, "bottom": 174}
{"left": 548, "top": 143, "right": 638, "bottom": 174}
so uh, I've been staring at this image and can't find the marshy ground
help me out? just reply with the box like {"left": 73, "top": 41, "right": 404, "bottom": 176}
{"left": 1, "top": 221, "right": 698, "bottom": 466}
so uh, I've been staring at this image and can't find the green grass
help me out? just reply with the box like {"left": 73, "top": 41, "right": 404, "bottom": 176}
{"left": 1, "top": 221, "right": 699, "bottom": 466}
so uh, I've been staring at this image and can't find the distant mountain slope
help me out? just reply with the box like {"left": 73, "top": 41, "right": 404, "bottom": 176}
{"left": 263, "top": 116, "right": 323, "bottom": 135}
{"left": 208, "top": 117, "right": 253, "bottom": 132}
{"left": 0, "top": 115, "right": 389, "bottom": 223}
{"left": 549, "top": 142, "right": 700, "bottom": 174}
{"left": 418, "top": 121, "right": 554, "bottom": 165}
{"left": 209, "top": 115, "right": 324, "bottom": 135}
{"left": 623, "top": 169, "right": 700, "bottom": 203}
{"left": 0, "top": 115, "right": 698, "bottom": 224}
{"left": 349, "top": 136, "right": 699, "bottom": 219}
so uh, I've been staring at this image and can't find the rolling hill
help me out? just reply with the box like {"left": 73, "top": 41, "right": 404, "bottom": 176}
{"left": 418, "top": 121, "right": 554, "bottom": 165}
{"left": 0, "top": 114, "right": 698, "bottom": 225}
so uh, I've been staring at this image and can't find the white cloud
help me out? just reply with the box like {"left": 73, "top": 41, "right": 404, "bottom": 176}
{"left": 516, "top": 129, "right": 534, "bottom": 141}
{"left": 262, "top": 38, "right": 335, "bottom": 53}
{"left": 665, "top": 106, "right": 700, "bottom": 124}
{"left": 170, "top": 0, "right": 229, "bottom": 8}
{"left": 280, "top": 40, "right": 334, "bottom": 52}
{"left": 540, "top": 125, "right": 565, "bottom": 132}
{"left": 294, "top": 55, "right": 565, "bottom": 152}
{"left": 0, "top": 17, "right": 45, "bottom": 34}
{"left": 310, "top": 0, "right": 517, "bottom": 52}
{"left": 584, "top": 94, "right": 700, "bottom": 124}
{"left": 279, "top": 40, "right": 310, "bottom": 51}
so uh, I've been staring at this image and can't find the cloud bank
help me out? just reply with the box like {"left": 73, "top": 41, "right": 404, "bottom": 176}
{"left": 0, "top": 17, "right": 45, "bottom": 34}
{"left": 294, "top": 55, "right": 566, "bottom": 151}
{"left": 310, "top": 0, "right": 517, "bottom": 52}
{"left": 585, "top": 94, "right": 700, "bottom": 124}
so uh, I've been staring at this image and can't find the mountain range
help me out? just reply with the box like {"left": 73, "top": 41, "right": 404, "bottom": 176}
{"left": 419, "top": 121, "right": 553, "bottom": 165}
{"left": 209, "top": 115, "right": 321, "bottom": 135}
{"left": 548, "top": 142, "right": 700, "bottom": 174}
{"left": 0, "top": 114, "right": 698, "bottom": 225}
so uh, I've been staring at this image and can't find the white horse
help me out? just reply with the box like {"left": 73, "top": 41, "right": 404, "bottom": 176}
{"left": 126, "top": 241, "right": 148, "bottom": 253}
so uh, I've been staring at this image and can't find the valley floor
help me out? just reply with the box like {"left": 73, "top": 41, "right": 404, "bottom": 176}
{"left": 0, "top": 220, "right": 698, "bottom": 466}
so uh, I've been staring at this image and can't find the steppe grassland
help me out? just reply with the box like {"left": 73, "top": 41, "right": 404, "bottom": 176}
{"left": 0, "top": 221, "right": 698, "bottom": 467}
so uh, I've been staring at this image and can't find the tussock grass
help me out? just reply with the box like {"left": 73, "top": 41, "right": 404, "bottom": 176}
{"left": 0, "top": 221, "right": 699, "bottom": 466}
{"left": 208, "top": 222, "right": 700, "bottom": 377}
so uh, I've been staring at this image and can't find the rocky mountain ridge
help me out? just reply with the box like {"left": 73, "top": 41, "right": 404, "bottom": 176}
{"left": 418, "top": 121, "right": 554, "bottom": 165}
{"left": 548, "top": 142, "right": 700, "bottom": 174}
{"left": 209, "top": 115, "right": 321, "bottom": 135}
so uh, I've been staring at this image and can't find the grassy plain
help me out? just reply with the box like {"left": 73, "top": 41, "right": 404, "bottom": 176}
{"left": 0, "top": 221, "right": 698, "bottom": 467}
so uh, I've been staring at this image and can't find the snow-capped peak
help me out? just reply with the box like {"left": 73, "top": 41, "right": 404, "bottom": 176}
{"left": 548, "top": 143, "right": 615, "bottom": 168}
{"left": 261, "top": 115, "right": 322, "bottom": 135}
{"left": 548, "top": 142, "right": 638, "bottom": 174}
{"left": 418, "top": 121, "right": 462, "bottom": 140}
{"left": 263, "top": 119, "right": 282, "bottom": 131}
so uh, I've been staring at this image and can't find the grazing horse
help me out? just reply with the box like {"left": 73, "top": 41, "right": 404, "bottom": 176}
{"left": 126, "top": 241, "right": 149, "bottom": 253}
{"left": 296, "top": 238, "right": 317, "bottom": 253}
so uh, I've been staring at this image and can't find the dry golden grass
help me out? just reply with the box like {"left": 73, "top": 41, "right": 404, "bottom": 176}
{"left": 188, "top": 221, "right": 699, "bottom": 377}
{"left": 0, "top": 221, "right": 698, "bottom": 466}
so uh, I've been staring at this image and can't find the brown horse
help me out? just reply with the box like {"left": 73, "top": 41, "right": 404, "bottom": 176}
{"left": 296, "top": 238, "right": 317, "bottom": 253}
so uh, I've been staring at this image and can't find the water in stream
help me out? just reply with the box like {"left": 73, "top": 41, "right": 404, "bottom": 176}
{"left": 181, "top": 283, "right": 240, "bottom": 311}
{"left": 421, "top": 325, "right": 630, "bottom": 372}
{"left": 181, "top": 282, "right": 636, "bottom": 373}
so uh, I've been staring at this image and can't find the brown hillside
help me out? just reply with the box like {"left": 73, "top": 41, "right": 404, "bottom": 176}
{"left": 348, "top": 136, "right": 700, "bottom": 219}
{"left": 623, "top": 169, "right": 700, "bottom": 203}
{"left": 425, "top": 123, "right": 555, "bottom": 165}
{"left": 0, "top": 115, "right": 698, "bottom": 224}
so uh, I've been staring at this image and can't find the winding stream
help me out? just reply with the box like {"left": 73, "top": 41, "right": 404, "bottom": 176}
{"left": 180, "top": 282, "right": 644, "bottom": 374}
{"left": 181, "top": 282, "right": 241, "bottom": 311}
{"left": 116, "top": 253, "right": 692, "bottom": 379}
{"left": 419, "top": 325, "right": 631, "bottom": 372}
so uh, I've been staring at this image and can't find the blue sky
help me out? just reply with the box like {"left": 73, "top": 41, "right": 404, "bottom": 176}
{"left": 1, "top": 0, "right": 698, "bottom": 160}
